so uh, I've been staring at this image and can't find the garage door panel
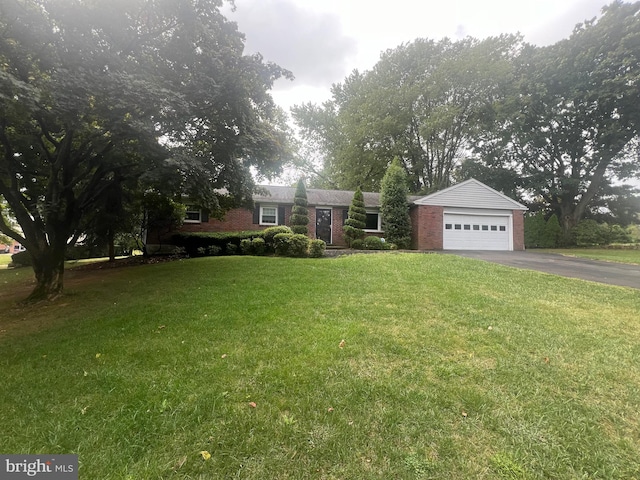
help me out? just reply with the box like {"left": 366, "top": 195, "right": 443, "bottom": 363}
{"left": 443, "top": 214, "right": 510, "bottom": 250}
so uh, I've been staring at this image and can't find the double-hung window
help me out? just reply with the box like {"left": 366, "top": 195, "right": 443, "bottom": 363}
{"left": 260, "top": 206, "right": 278, "bottom": 225}
{"left": 184, "top": 205, "right": 202, "bottom": 223}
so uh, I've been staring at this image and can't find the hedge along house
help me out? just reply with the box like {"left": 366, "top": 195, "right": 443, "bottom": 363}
{"left": 169, "top": 178, "right": 527, "bottom": 251}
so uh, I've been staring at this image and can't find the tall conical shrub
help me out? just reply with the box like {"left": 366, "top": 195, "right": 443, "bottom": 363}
{"left": 290, "top": 179, "right": 309, "bottom": 235}
{"left": 380, "top": 158, "right": 412, "bottom": 249}
{"left": 343, "top": 187, "right": 366, "bottom": 247}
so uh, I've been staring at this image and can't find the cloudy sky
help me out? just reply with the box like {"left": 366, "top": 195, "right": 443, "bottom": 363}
{"left": 225, "top": 0, "right": 607, "bottom": 112}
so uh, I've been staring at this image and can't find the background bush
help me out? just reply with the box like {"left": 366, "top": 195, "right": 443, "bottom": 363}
{"left": 573, "top": 220, "right": 632, "bottom": 246}
{"left": 525, "top": 212, "right": 562, "bottom": 248}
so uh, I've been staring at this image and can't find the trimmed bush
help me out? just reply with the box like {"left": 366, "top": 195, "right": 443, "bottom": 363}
{"left": 351, "top": 239, "right": 364, "bottom": 250}
{"left": 289, "top": 234, "right": 310, "bottom": 257}
{"left": 225, "top": 243, "right": 238, "bottom": 255}
{"left": 262, "top": 226, "right": 292, "bottom": 252}
{"left": 273, "top": 232, "right": 310, "bottom": 257}
{"left": 171, "top": 231, "right": 263, "bottom": 257}
{"left": 240, "top": 238, "right": 253, "bottom": 255}
{"left": 251, "top": 237, "right": 266, "bottom": 255}
{"left": 273, "top": 233, "right": 292, "bottom": 256}
{"left": 290, "top": 179, "right": 309, "bottom": 235}
{"left": 343, "top": 187, "right": 366, "bottom": 247}
{"left": 309, "top": 239, "right": 326, "bottom": 258}
{"left": 363, "top": 236, "right": 389, "bottom": 250}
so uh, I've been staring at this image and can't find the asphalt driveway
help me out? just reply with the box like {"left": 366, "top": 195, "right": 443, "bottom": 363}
{"left": 446, "top": 250, "right": 640, "bottom": 289}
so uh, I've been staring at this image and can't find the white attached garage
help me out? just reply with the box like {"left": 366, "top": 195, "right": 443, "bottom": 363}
{"left": 443, "top": 209, "right": 512, "bottom": 250}
{"left": 413, "top": 179, "right": 528, "bottom": 251}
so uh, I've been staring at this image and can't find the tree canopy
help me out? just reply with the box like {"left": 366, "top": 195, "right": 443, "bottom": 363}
{"left": 473, "top": 0, "right": 640, "bottom": 240}
{"left": 292, "top": 35, "right": 517, "bottom": 192}
{"left": 292, "top": 1, "right": 640, "bottom": 243}
{"left": 0, "top": 0, "right": 292, "bottom": 301}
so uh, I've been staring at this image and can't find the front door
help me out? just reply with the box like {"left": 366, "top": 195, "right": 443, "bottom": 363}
{"left": 315, "top": 208, "right": 332, "bottom": 244}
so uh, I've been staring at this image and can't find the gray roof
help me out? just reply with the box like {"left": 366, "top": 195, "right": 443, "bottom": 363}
{"left": 254, "top": 185, "right": 388, "bottom": 208}
{"left": 254, "top": 179, "right": 524, "bottom": 210}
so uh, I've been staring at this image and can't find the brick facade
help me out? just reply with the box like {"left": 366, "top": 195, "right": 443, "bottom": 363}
{"left": 512, "top": 209, "right": 525, "bottom": 251}
{"left": 155, "top": 182, "right": 527, "bottom": 250}
{"left": 410, "top": 205, "right": 444, "bottom": 250}
{"left": 166, "top": 205, "right": 351, "bottom": 246}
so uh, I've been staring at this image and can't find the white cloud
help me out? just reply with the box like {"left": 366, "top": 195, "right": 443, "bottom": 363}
{"left": 227, "top": 0, "right": 357, "bottom": 89}
{"left": 227, "top": 0, "right": 609, "bottom": 111}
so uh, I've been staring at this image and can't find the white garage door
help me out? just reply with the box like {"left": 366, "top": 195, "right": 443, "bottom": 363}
{"left": 443, "top": 213, "right": 511, "bottom": 250}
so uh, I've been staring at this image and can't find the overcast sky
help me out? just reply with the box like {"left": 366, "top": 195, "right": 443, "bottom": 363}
{"left": 225, "top": 0, "right": 607, "bottom": 112}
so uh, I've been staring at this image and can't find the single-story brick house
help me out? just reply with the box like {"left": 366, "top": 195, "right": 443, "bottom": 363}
{"left": 166, "top": 178, "right": 527, "bottom": 251}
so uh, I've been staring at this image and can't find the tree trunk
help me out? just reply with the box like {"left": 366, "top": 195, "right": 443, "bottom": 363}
{"left": 25, "top": 249, "right": 66, "bottom": 303}
{"left": 558, "top": 205, "right": 581, "bottom": 247}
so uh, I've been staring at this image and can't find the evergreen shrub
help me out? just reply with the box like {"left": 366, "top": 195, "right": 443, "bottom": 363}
{"left": 309, "top": 239, "right": 326, "bottom": 258}
{"left": 291, "top": 179, "right": 309, "bottom": 235}
{"left": 351, "top": 239, "right": 364, "bottom": 250}
{"left": 363, "top": 236, "right": 390, "bottom": 250}
{"left": 262, "top": 226, "right": 292, "bottom": 252}
{"left": 343, "top": 187, "right": 366, "bottom": 247}
{"left": 240, "top": 238, "right": 253, "bottom": 255}
{"left": 252, "top": 237, "right": 266, "bottom": 255}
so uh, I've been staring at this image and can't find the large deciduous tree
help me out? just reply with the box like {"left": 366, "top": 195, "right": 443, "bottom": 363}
{"left": 292, "top": 35, "right": 517, "bottom": 192}
{"left": 0, "top": 0, "right": 292, "bottom": 301}
{"left": 473, "top": 1, "right": 640, "bottom": 242}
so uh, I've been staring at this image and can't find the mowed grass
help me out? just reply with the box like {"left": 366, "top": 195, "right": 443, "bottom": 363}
{"left": 1, "top": 254, "right": 639, "bottom": 479}
{"left": 538, "top": 248, "right": 640, "bottom": 265}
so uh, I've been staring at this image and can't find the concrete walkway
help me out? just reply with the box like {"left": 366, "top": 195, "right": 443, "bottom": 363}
{"left": 446, "top": 250, "right": 640, "bottom": 290}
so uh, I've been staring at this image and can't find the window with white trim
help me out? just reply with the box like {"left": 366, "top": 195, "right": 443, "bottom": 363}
{"left": 184, "top": 205, "right": 202, "bottom": 223}
{"left": 260, "top": 206, "right": 278, "bottom": 225}
{"left": 364, "top": 211, "right": 382, "bottom": 232}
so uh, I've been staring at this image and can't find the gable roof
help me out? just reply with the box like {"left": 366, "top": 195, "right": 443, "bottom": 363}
{"left": 414, "top": 178, "right": 527, "bottom": 210}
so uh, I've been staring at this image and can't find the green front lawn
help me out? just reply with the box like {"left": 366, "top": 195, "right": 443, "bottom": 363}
{"left": 1, "top": 254, "right": 639, "bottom": 479}
{"left": 537, "top": 247, "right": 640, "bottom": 264}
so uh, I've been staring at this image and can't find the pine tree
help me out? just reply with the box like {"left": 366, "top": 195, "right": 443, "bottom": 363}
{"left": 290, "top": 179, "right": 309, "bottom": 235}
{"left": 380, "top": 158, "right": 412, "bottom": 248}
{"left": 343, "top": 187, "right": 366, "bottom": 247}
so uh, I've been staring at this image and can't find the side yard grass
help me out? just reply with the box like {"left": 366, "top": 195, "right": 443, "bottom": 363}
{"left": 1, "top": 253, "right": 639, "bottom": 479}
{"left": 537, "top": 247, "right": 640, "bottom": 264}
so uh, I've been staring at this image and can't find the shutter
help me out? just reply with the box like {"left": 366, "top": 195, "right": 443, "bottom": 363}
{"left": 201, "top": 210, "right": 209, "bottom": 223}
{"left": 343, "top": 209, "right": 349, "bottom": 225}
{"left": 278, "top": 206, "right": 286, "bottom": 225}
{"left": 253, "top": 204, "right": 260, "bottom": 224}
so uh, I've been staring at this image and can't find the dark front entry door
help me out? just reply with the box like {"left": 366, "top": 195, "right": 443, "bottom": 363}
{"left": 316, "top": 208, "right": 332, "bottom": 244}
